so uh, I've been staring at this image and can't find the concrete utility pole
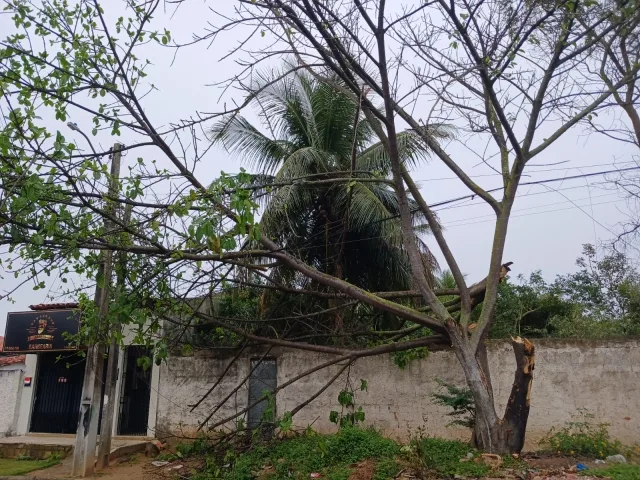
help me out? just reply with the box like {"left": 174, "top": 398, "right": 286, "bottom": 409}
{"left": 97, "top": 203, "right": 131, "bottom": 469}
{"left": 72, "top": 143, "right": 122, "bottom": 477}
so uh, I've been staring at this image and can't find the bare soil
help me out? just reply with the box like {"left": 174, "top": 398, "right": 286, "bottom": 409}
{"left": 26, "top": 454, "right": 152, "bottom": 479}
{"left": 348, "top": 460, "right": 376, "bottom": 480}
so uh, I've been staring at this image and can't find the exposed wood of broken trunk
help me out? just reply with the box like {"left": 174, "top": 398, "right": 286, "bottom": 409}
{"left": 500, "top": 337, "right": 535, "bottom": 452}
{"left": 464, "top": 336, "right": 535, "bottom": 453}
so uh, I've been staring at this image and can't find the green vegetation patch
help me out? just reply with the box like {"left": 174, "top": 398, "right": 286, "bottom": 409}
{"left": 541, "top": 411, "right": 622, "bottom": 457}
{"left": 192, "top": 427, "right": 401, "bottom": 480}
{"left": 589, "top": 464, "right": 640, "bottom": 480}
{"left": 0, "top": 457, "right": 60, "bottom": 476}
{"left": 416, "top": 437, "right": 489, "bottom": 478}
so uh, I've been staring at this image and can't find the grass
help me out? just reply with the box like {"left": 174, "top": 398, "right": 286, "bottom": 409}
{"left": 177, "top": 428, "right": 639, "bottom": 480}
{"left": 179, "top": 430, "right": 513, "bottom": 480}
{"left": 415, "top": 437, "right": 491, "bottom": 477}
{"left": 0, "top": 457, "right": 60, "bottom": 476}
{"left": 589, "top": 464, "right": 640, "bottom": 480}
{"left": 192, "top": 432, "right": 495, "bottom": 479}
{"left": 192, "top": 427, "right": 402, "bottom": 480}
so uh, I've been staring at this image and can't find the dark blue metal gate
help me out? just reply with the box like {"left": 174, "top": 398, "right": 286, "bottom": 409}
{"left": 30, "top": 352, "right": 86, "bottom": 434}
{"left": 117, "top": 346, "right": 151, "bottom": 436}
{"left": 31, "top": 352, "right": 107, "bottom": 434}
{"left": 248, "top": 358, "right": 277, "bottom": 430}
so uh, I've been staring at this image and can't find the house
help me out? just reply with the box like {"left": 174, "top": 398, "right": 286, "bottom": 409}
{"left": 0, "top": 336, "right": 26, "bottom": 371}
{"left": 4, "top": 305, "right": 159, "bottom": 438}
{"left": 0, "top": 336, "right": 26, "bottom": 437}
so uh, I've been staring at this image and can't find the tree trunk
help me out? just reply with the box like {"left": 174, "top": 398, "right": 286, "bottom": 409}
{"left": 499, "top": 337, "right": 535, "bottom": 453}
{"left": 454, "top": 330, "right": 535, "bottom": 453}
{"left": 474, "top": 338, "right": 535, "bottom": 453}
{"left": 471, "top": 338, "right": 493, "bottom": 448}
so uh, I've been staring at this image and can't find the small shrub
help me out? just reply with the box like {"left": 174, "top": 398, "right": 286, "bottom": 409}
{"left": 329, "top": 379, "right": 368, "bottom": 428}
{"left": 174, "top": 436, "right": 210, "bottom": 459}
{"left": 416, "top": 437, "right": 489, "bottom": 477}
{"left": 541, "top": 410, "right": 622, "bottom": 457}
{"left": 326, "top": 427, "right": 399, "bottom": 464}
{"left": 431, "top": 379, "right": 475, "bottom": 429}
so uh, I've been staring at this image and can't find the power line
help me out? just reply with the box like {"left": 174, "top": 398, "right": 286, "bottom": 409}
{"left": 262, "top": 165, "right": 636, "bottom": 259}
{"left": 429, "top": 165, "right": 638, "bottom": 210}
{"left": 355, "top": 165, "right": 637, "bottom": 231}
{"left": 444, "top": 198, "right": 624, "bottom": 229}
{"left": 435, "top": 183, "right": 609, "bottom": 213}
{"left": 414, "top": 160, "right": 638, "bottom": 183}
{"left": 444, "top": 192, "right": 620, "bottom": 225}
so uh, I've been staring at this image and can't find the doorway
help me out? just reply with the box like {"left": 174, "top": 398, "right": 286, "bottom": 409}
{"left": 30, "top": 352, "right": 86, "bottom": 434}
{"left": 30, "top": 352, "right": 108, "bottom": 434}
{"left": 117, "top": 346, "right": 152, "bottom": 436}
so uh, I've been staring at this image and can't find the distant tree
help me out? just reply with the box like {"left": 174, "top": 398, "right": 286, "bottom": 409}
{"left": 491, "top": 245, "right": 640, "bottom": 338}
{"left": 553, "top": 244, "right": 640, "bottom": 319}
{"left": 491, "top": 272, "right": 575, "bottom": 338}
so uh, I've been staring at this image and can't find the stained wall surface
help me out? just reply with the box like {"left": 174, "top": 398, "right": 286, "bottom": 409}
{"left": 155, "top": 338, "right": 640, "bottom": 448}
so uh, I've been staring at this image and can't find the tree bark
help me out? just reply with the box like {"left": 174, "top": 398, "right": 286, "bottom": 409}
{"left": 453, "top": 329, "right": 535, "bottom": 454}
{"left": 471, "top": 338, "right": 494, "bottom": 448}
{"left": 499, "top": 337, "right": 535, "bottom": 453}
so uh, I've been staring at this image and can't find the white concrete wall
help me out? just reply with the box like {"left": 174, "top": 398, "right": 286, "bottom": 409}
{"left": 0, "top": 369, "right": 23, "bottom": 437}
{"left": 155, "top": 338, "right": 640, "bottom": 449}
{"left": 0, "top": 362, "right": 25, "bottom": 371}
{"left": 155, "top": 353, "right": 250, "bottom": 437}
{"left": 16, "top": 355, "right": 37, "bottom": 435}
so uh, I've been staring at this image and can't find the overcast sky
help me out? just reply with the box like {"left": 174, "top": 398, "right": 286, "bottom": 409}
{"left": 1, "top": 1, "right": 638, "bottom": 335}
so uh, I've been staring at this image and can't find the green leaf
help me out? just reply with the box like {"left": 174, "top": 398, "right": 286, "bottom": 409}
{"left": 329, "top": 410, "right": 339, "bottom": 424}
{"left": 96, "top": 270, "right": 105, "bottom": 288}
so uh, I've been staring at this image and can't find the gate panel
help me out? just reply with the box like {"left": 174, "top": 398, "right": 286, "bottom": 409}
{"left": 30, "top": 353, "right": 86, "bottom": 434}
{"left": 248, "top": 359, "right": 277, "bottom": 430}
{"left": 118, "top": 346, "right": 152, "bottom": 436}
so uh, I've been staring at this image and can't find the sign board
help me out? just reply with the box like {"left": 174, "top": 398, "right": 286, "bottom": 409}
{"left": 24, "top": 376, "right": 32, "bottom": 387}
{"left": 3, "top": 309, "right": 80, "bottom": 353}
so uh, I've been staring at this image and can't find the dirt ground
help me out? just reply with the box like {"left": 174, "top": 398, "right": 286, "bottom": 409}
{"left": 22, "top": 451, "right": 636, "bottom": 480}
{"left": 27, "top": 454, "right": 155, "bottom": 480}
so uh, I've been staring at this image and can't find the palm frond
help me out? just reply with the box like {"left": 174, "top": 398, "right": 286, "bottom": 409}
{"left": 356, "top": 124, "right": 456, "bottom": 173}
{"left": 437, "top": 270, "right": 458, "bottom": 289}
{"left": 260, "top": 184, "right": 315, "bottom": 238}
{"left": 275, "top": 146, "right": 334, "bottom": 180}
{"left": 334, "top": 182, "right": 401, "bottom": 244}
{"left": 253, "top": 69, "right": 319, "bottom": 148}
{"left": 210, "top": 115, "right": 292, "bottom": 175}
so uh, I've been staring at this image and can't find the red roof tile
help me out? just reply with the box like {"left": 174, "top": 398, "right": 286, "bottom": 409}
{"left": 0, "top": 336, "right": 26, "bottom": 366}
{"left": 29, "top": 302, "right": 79, "bottom": 311}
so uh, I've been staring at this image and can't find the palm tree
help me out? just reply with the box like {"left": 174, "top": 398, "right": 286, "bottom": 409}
{"left": 211, "top": 70, "right": 452, "bottom": 295}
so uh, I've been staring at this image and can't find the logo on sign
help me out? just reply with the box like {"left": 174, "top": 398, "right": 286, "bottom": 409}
{"left": 25, "top": 314, "right": 57, "bottom": 350}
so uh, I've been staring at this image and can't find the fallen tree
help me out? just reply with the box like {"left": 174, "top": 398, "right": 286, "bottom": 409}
{"left": 0, "top": 0, "right": 638, "bottom": 453}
